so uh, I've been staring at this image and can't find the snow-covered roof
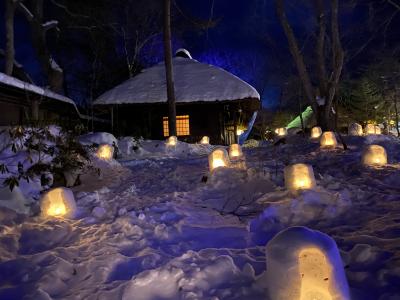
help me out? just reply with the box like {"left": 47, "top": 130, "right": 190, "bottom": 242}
{"left": 94, "top": 57, "right": 260, "bottom": 105}
{"left": 0, "top": 72, "right": 76, "bottom": 106}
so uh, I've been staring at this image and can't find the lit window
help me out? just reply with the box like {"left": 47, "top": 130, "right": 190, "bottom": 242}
{"left": 163, "top": 115, "right": 190, "bottom": 137}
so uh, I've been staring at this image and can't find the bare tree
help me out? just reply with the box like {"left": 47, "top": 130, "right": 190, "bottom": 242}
{"left": 275, "top": 0, "right": 344, "bottom": 130}
{"left": 18, "top": 0, "right": 64, "bottom": 93}
{"left": 163, "top": 0, "right": 177, "bottom": 136}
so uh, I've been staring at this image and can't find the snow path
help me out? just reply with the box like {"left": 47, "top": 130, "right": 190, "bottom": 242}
{"left": 1, "top": 135, "right": 400, "bottom": 299}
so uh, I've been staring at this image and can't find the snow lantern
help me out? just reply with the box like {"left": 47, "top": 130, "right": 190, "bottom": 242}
{"left": 348, "top": 123, "right": 363, "bottom": 136}
{"left": 275, "top": 127, "right": 287, "bottom": 137}
{"left": 362, "top": 145, "right": 387, "bottom": 166}
{"left": 284, "top": 163, "right": 316, "bottom": 191}
{"left": 200, "top": 136, "right": 210, "bottom": 145}
{"left": 365, "top": 124, "right": 381, "bottom": 135}
{"left": 265, "top": 226, "right": 351, "bottom": 300}
{"left": 311, "top": 126, "right": 322, "bottom": 139}
{"left": 40, "top": 187, "right": 77, "bottom": 218}
{"left": 320, "top": 131, "right": 338, "bottom": 148}
{"left": 229, "top": 143, "right": 243, "bottom": 159}
{"left": 166, "top": 136, "right": 178, "bottom": 146}
{"left": 96, "top": 144, "right": 114, "bottom": 160}
{"left": 209, "top": 148, "right": 230, "bottom": 171}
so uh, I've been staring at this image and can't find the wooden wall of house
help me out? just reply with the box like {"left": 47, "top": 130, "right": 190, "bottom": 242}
{"left": 111, "top": 103, "right": 224, "bottom": 143}
{"left": 109, "top": 99, "right": 259, "bottom": 145}
{"left": 0, "top": 102, "right": 24, "bottom": 126}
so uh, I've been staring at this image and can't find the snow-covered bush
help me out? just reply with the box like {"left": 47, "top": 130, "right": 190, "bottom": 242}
{"left": 0, "top": 125, "right": 95, "bottom": 192}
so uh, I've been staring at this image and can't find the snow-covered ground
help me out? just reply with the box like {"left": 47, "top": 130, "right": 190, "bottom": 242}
{"left": 0, "top": 134, "right": 400, "bottom": 299}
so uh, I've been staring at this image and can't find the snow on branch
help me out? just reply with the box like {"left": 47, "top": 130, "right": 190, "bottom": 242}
{"left": 17, "top": 3, "right": 34, "bottom": 21}
{"left": 42, "top": 20, "right": 59, "bottom": 31}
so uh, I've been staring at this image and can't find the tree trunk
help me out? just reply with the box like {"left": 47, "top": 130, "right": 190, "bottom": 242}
{"left": 315, "top": 106, "right": 330, "bottom": 131}
{"left": 275, "top": 0, "right": 344, "bottom": 131}
{"left": 19, "top": 0, "right": 64, "bottom": 92}
{"left": 5, "top": 0, "right": 16, "bottom": 75}
{"left": 394, "top": 95, "right": 400, "bottom": 137}
{"left": 163, "top": 0, "right": 177, "bottom": 136}
{"left": 275, "top": 0, "right": 315, "bottom": 107}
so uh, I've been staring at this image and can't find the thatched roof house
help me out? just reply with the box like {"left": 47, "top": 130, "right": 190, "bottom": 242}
{"left": 94, "top": 49, "right": 260, "bottom": 144}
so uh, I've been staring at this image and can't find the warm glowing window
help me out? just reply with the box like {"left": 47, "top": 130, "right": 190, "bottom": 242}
{"left": 163, "top": 115, "right": 190, "bottom": 136}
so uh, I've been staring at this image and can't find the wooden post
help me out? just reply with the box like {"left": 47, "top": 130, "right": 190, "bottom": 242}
{"left": 111, "top": 106, "right": 114, "bottom": 134}
{"left": 163, "top": 0, "right": 177, "bottom": 136}
{"left": 31, "top": 98, "right": 39, "bottom": 121}
{"left": 233, "top": 105, "right": 238, "bottom": 144}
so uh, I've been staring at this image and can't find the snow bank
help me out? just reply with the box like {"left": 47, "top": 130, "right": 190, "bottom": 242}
{"left": 122, "top": 252, "right": 254, "bottom": 300}
{"left": 79, "top": 132, "right": 118, "bottom": 147}
{"left": 119, "top": 139, "right": 215, "bottom": 159}
{"left": 0, "top": 186, "right": 32, "bottom": 214}
{"left": 118, "top": 137, "right": 140, "bottom": 157}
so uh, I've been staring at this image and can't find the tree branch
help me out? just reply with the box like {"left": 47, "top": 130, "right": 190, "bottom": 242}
{"left": 315, "top": 0, "right": 328, "bottom": 95}
{"left": 275, "top": 0, "right": 315, "bottom": 108}
{"left": 17, "top": 3, "right": 34, "bottom": 21}
{"left": 327, "top": 0, "right": 344, "bottom": 111}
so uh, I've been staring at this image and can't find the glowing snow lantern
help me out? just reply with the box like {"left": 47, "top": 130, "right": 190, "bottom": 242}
{"left": 362, "top": 145, "right": 387, "bottom": 166}
{"left": 166, "top": 136, "right": 178, "bottom": 146}
{"left": 229, "top": 143, "right": 243, "bottom": 159}
{"left": 320, "top": 131, "right": 338, "bottom": 148}
{"left": 275, "top": 127, "right": 287, "bottom": 137}
{"left": 348, "top": 123, "right": 363, "bottom": 136}
{"left": 40, "top": 187, "right": 77, "bottom": 218}
{"left": 208, "top": 148, "right": 230, "bottom": 171}
{"left": 365, "top": 124, "right": 381, "bottom": 135}
{"left": 265, "top": 226, "right": 351, "bottom": 300}
{"left": 96, "top": 144, "right": 114, "bottom": 160}
{"left": 284, "top": 163, "right": 316, "bottom": 191}
{"left": 311, "top": 126, "right": 322, "bottom": 139}
{"left": 200, "top": 136, "right": 210, "bottom": 145}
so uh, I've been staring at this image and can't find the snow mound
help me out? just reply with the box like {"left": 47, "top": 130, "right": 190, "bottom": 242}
{"left": 79, "top": 132, "right": 118, "bottom": 147}
{"left": 119, "top": 139, "right": 215, "bottom": 159}
{"left": 118, "top": 137, "right": 139, "bottom": 157}
{"left": 250, "top": 189, "right": 351, "bottom": 244}
{"left": 0, "top": 186, "right": 32, "bottom": 214}
{"left": 122, "top": 252, "right": 257, "bottom": 300}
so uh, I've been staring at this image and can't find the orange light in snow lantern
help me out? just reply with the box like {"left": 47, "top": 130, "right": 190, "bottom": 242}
{"left": 311, "top": 127, "right": 322, "bottom": 139}
{"left": 209, "top": 148, "right": 230, "bottom": 171}
{"left": 40, "top": 187, "right": 76, "bottom": 218}
{"left": 299, "top": 248, "right": 335, "bottom": 300}
{"left": 365, "top": 124, "right": 381, "bottom": 135}
{"left": 229, "top": 143, "right": 243, "bottom": 158}
{"left": 166, "top": 136, "right": 178, "bottom": 146}
{"left": 320, "top": 132, "right": 338, "bottom": 148}
{"left": 200, "top": 136, "right": 210, "bottom": 145}
{"left": 275, "top": 127, "right": 287, "bottom": 137}
{"left": 97, "top": 144, "right": 113, "bottom": 160}
{"left": 362, "top": 145, "right": 387, "bottom": 166}
{"left": 284, "top": 163, "right": 316, "bottom": 191}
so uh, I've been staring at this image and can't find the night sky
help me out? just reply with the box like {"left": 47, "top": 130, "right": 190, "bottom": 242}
{"left": 1, "top": 0, "right": 399, "bottom": 108}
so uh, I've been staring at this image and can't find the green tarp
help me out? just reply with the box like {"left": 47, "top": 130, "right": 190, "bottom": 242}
{"left": 286, "top": 106, "right": 314, "bottom": 129}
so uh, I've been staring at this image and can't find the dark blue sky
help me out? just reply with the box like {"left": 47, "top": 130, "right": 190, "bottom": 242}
{"left": 1, "top": 1, "right": 399, "bottom": 108}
